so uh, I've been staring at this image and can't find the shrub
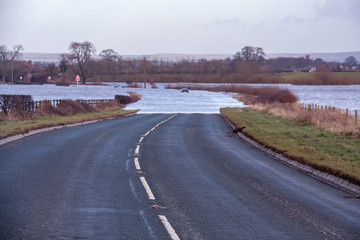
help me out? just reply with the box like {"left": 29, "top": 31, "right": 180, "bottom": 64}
{"left": 115, "top": 95, "right": 132, "bottom": 104}
{"left": 54, "top": 100, "right": 94, "bottom": 116}
{"left": 115, "top": 91, "right": 142, "bottom": 104}
{"left": 0, "top": 95, "right": 33, "bottom": 116}
{"left": 95, "top": 100, "right": 124, "bottom": 111}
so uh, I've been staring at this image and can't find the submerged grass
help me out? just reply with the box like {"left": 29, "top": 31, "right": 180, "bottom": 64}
{"left": 0, "top": 109, "right": 139, "bottom": 140}
{"left": 221, "top": 107, "right": 360, "bottom": 185}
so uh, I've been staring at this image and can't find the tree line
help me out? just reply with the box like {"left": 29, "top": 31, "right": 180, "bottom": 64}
{"left": 0, "top": 41, "right": 359, "bottom": 84}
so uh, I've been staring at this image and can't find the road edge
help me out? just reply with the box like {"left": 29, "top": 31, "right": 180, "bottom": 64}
{"left": 0, "top": 113, "right": 137, "bottom": 146}
{"left": 220, "top": 113, "right": 360, "bottom": 196}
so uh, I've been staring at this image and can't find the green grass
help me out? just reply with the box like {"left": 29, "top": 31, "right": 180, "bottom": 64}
{"left": 334, "top": 71, "right": 360, "bottom": 80}
{"left": 279, "top": 72, "right": 312, "bottom": 80}
{"left": 279, "top": 71, "right": 360, "bottom": 84}
{"left": 221, "top": 107, "right": 360, "bottom": 184}
{"left": 0, "top": 109, "right": 139, "bottom": 140}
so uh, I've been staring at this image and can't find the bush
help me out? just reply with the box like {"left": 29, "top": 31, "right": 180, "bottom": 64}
{"left": 95, "top": 100, "right": 124, "bottom": 111}
{"left": 115, "top": 91, "right": 141, "bottom": 104}
{"left": 115, "top": 95, "right": 133, "bottom": 104}
{"left": 0, "top": 95, "right": 33, "bottom": 116}
{"left": 54, "top": 100, "right": 94, "bottom": 116}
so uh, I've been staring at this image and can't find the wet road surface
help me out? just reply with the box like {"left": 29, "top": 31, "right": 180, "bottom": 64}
{"left": 0, "top": 114, "right": 359, "bottom": 239}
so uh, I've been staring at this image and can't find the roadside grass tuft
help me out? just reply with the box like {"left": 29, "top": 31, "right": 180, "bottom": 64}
{"left": 247, "top": 102, "right": 360, "bottom": 134}
{"left": 221, "top": 107, "right": 360, "bottom": 185}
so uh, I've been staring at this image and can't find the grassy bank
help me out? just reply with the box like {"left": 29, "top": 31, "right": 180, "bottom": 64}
{"left": 279, "top": 71, "right": 360, "bottom": 85}
{"left": 0, "top": 109, "right": 138, "bottom": 140}
{"left": 221, "top": 107, "right": 360, "bottom": 185}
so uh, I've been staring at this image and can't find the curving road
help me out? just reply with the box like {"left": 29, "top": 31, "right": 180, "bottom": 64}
{"left": 0, "top": 114, "right": 359, "bottom": 239}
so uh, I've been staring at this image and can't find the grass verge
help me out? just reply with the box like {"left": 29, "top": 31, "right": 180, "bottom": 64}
{"left": 221, "top": 107, "right": 360, "bottom": 185}
{"left": 0, "top": 109, "right": 139, "bottom": 140}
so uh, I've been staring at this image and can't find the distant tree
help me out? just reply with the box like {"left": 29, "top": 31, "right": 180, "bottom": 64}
{"left": 233, "top": 51, "right": 242, "bottom": 62}
{"left": 314, "top": 58, "right": 324, "bottom": 66}
{"left": 0, "top": 44, "right": 24, "bottom": 84}
{"left": 100, "top": 49, "right": 119, "bottom": 61}
{"left": 345, "top": 56, "right": 357, "bottom": 68}
{"left": 240, "top": 46, "right": 265, "bottom": 62}
{"left": 59, "top": 58, "right": 68, "bottom": 74}
{"left": 100, "top": 49, "right": 120, "bottom": 76}
{"left": 255, "top": 47, "right": 266, "bottom": 63}
{"left": 45, "top": 63, "right": 58, "bottom": 80}
{"left": 66, "top": 41, "right": 96, "bottom": 84}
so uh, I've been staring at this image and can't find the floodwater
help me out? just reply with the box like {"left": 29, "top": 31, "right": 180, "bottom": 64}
{"left": 0, "top": 83, "right": 243, "bottom": 113}
{"left": 0, "top": 83, "right": 359, "bottom": 113}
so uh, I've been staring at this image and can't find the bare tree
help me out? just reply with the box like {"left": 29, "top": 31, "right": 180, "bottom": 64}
{"left": 100, "top": 49, "right": 119, "bottom": 61}
{"left": 240, "top": 46, "right": 265, "bottom": 62}
{"left": 67, "top": 41, "right": 96, "bottom": 84}
{"left": 0, "top": 45, "right": 8, "bottom": 64}
{"left": 0, "top": 44, "right": 24, "bottom": 83}
{"left": 100, "top": 49, "right": 120, "bottom": 77}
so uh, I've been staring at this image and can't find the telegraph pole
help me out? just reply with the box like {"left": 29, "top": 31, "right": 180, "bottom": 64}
{"left": 11, "top": 62, "right": 14, "bottom": 84}
{"left": 144, "top": 56, "right": 147, "bottom": 88}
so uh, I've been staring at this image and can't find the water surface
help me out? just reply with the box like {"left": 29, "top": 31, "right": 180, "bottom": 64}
{"left": 0, "top": 83, "right": 358, "bottom": 113}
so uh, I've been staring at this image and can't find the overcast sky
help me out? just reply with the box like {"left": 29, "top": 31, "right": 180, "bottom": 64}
{"left": 1, "top": 0, "right": 359, "bottom": 55}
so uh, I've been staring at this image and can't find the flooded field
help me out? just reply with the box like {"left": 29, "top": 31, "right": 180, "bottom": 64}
{"left": 0, "top": 83, "right": 358, "bottom": 113}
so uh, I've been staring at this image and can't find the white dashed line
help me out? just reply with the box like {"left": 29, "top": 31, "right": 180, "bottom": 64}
{"left": 135, "top": 145, "right": 140, "bottom": 155}
{"left": 134, "top": 114, "right": 179, "bottom": 238}
{"left": 158, "top": 215, "right": 180, "bottom": 240}
{"left": 134, "top": 157, "right": 141, "bottom": 170}
{"left": 140, "top": 176, "right": 155, "bottom": 200}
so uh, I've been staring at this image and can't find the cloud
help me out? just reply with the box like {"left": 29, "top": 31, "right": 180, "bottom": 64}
{"left": 314, "top": 0, "right": 360, "bottom": 25}
{"left": 214, "top": 18, "right": 246, "bottom": 26}
{"left": 254, "top": 22, "right": 284, "bottom": 34}
{"left": 281, "top": 16, "right": 307, "bottom": 24}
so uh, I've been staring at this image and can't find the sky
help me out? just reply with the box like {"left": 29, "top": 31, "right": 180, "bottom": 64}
{"left": 1, "top": 0, "right": 359, "bottom": 55}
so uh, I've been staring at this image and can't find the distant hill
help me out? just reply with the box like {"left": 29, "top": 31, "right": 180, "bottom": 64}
{"left": 20, "top": 51, "right": 360, "bottom": 63}
{"left": 20, "top": 52, "right": 63, "bottom": 63}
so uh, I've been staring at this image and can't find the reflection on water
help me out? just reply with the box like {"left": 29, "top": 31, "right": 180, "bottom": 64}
{"left": 0, "top": 83, "right": 359, "bottom": 113}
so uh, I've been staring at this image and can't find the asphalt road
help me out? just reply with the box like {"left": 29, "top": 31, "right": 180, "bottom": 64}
{"left": 0, "top": 114, "right": 359, "bottom": 239}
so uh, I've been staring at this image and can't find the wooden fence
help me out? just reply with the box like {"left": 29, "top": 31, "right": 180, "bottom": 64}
{"left": 24, "top": 99, "right": 113, "bottom": 112}
{"left": 301, "top": 103, "right": 358, "bottom": 125}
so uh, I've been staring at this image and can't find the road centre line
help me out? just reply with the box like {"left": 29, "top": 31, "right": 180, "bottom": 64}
{"left": 135, "top": 145, "right": 140, "bottom": 155}
{"left": 134, "top": 157, "right": 141, "bottom": 170}
{"left": 134, "top": 114, "right": 179, "bottom": 237}
{"left": 158, "top": 215, "right": 180, "bottom": 240}
{"left": 140, "top": 176, "right": 156, "bottom": 200}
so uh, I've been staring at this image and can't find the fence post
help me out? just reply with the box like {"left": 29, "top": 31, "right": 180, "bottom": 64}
{"left": 356, "top": 110, "right": 358, "bottom": 126}
{"left": 308, "top": 104, "right": 311, "bottom": 112}
{"left": 345, "top": 108, "right": 349, "bottom": 120}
